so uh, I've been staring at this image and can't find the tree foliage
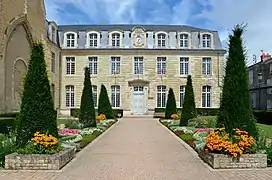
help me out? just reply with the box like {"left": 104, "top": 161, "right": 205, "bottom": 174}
{"left": 165, "top": 88, "right": 177, "bottom": 119}
{"left": 98, "top": 84, "right": 114, "bottom": 119}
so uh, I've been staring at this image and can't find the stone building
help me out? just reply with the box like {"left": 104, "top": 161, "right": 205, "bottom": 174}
{"left": 0, "top": 0, "right": 226, "bottom": 116}
{"left": 249, "top": 53, "right": 272, "bottom": 110}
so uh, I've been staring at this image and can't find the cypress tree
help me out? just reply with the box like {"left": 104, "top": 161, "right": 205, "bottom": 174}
{"left": 79, "top": 67, "right": 96, "bottom": 127}
{"left": 165, "top": 88, "right": 177, "bottom": 119}
{"left": 16, "top": 42, "right": 58, "bottom": 147}
{"left": 217, "top": 25, "right": 258, "bottom": 138}
{"left": 98, "top": 84, "right": 114, "bottom": 119}
{"left": 180, "top": 75, "right": 196, "bottom": 126}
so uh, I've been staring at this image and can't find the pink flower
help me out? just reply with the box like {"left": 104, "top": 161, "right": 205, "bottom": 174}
{"left": 60, "top": 128, "right": 80, "bottom": 135}
{"left": 194, "top": 128, "right": 210, "bottom": 134}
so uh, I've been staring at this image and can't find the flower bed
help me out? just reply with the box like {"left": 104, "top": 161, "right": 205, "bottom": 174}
{"left": 160, "top": 119, "right": 268, "bottom": 169}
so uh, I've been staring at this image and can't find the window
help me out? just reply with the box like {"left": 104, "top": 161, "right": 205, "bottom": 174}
{"left": 66, "top": 33, "right": 76, "bottom": 48}
{"left": 251, "top": 93, "right": 257, "bottom": 108}
{"left": 157, "top": 57, "right": 167, "bottom": 75}
{"left": 51, "top": 26, "right": 56, "bottom": 42}
{"left": 249, "top": 70, "right": 254, "bottom": 84}
{"left": 180, "top": 34, "right": 188, "bottom": 48}
{"left": 270, "top": 64, "right": 272, "bottom": 74}
{"left": 111, "top": 85, "right": 120, "bottom": 107}
{"left": 180, "top": 57, "right": 189, "bottom": 75}
{"left": 65, "top": 85, "right": 74, "bottom": 108}
{"left": 157, "top": 33, "right": 166, "bottom": 47}
{"left": 92, "top": 85, "right": 97, "bottom": 107}
{"left": 66, "top": 57, "right": 75, "bottom": 74}
{"left": 202, "top": 57, "right": 211, "bottom": 75}
{"left": 202, "top": 86, "right": 211, "bottom": 107}
{"left": 180, "top": 86, "right": 185, "bottom": 107}
{"left": 88, "top": 57, "right": 98, "bottom": 74}
{"left": 89, "top": 33, "right": 98, "bottom": 47}
{"left": 51, "top": 83, "right": 55, "bottom": 105}
{"left": 157, "top": 85, "right": 167, "bottom": 107}
{"left": 202, "top": 34, "right": 211, "bottom": 48}
{"left": 112, "top": 33, "right": 120, "bottom": 47}
{"left": 111, "top": 57, "right": 120, "bottom": 74}
{"left": 134, "top": 57, "right": 143, "bottom": 74}
{"left": 51, "top": 52, "right": 55, "bottom": 73}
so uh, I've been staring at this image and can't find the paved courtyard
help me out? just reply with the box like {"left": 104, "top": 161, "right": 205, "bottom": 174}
{"left": 1, "top": 117, "right": 272, "bottom": 180}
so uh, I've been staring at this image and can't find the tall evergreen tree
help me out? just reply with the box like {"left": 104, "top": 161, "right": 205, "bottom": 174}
{"left": 16, "top": 42, "right": 58, "bottom": 147}
{"left": 217, "top": 25, "right": 258, "bottom": 138}
{"left": 79, "top": 67, "right": 96, "bottom": 127}
{"left": 98, "top": 84, "right": 114, "bottom": 119}
{"left": 180, "top": 75, "right": 197, "bottom": 126}
{"left": 165, "top": 88, "right": 177, "bottom": 119}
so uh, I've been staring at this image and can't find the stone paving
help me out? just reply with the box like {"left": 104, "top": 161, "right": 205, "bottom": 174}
{"left": 1, "top": 117, "right": 272, "bottom": 180}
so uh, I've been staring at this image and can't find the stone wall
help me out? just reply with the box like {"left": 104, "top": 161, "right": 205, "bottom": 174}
{"left": 199, "top": 150, "right": 267, "bottom": 169}
{"left": 5, "top": 148, "right": 75, "bottom": 170}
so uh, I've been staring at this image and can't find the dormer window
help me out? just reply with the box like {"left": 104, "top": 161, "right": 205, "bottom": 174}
{"left": 86, "top": 31, "right": 100, "bottom": 48}
{"left": 202, "top": 34, "right": 211, "bottom": 48}
{"left": 157, "top": 33, "right": 166, "bottom": 47}
{"left": 64, "top": 32, "right": 77, "bottom": 48}
{"left": 180, "top": 34, "right": 188, "bottom": 48}
{"left": 112, "top": 33, "right": 120, "bottom": 47}
{"left": 89, "top": 33, "right": 98, "bottom": 47}
{"left": 51, "top": 26, "right": 56, "bottom": 43}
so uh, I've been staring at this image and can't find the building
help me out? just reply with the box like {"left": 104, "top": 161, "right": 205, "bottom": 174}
{"left": 249, "top": 53, "right": 272, "bottom": 110}
{"left": 0, "top": 0, "right": 226, "bottom": 116}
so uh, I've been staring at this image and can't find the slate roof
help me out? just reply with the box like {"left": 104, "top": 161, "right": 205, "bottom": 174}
{"left": 57, "top": 24, "right": 216, "bottom": 32}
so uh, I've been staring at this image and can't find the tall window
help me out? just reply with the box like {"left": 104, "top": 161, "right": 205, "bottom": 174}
{"left": 66, "top": 57, "right": 75, "bottom": 74}
{"left": 51, "top": 26, "right": 56, "bottom": 42}
{"left": 202, "top": 34, "right": 211, "bottom": 48}
{"left": 92, "top": 85, "right": 97, "bottom": 107}
{"left": 66, "top": 33, "right": 76, "bottom": 47}
{"left": 157, "top": 33, "right": 166, "bottom": 47}
{"left": 111, "top": 85, "right": 120, "bottom": 108}
{"left": 51, "top": 83, "right": 55, "bottom": 105}
{"left": 202, "top": 57, "right": 211, "bottom": 75}
{"left": 51, "top": 52, "right": 55, "bottom": 73}
{"left": 202, "top": 86, "right": 211, "bottom": 107}
{"left": 111, "top": 57, "right": 120, "bottom": 74}
{"left": 89, "top": 33, "right": 98, "bottom": 47}
{"left": 180, "top": 57, "right": 189, "bottom": 75}
{"left": 180, "top": 34, "right": 188, "bottom": 48}
{"left": 180, "top": 86, "right": 185, "bottom": 107}
{"left": 157, "top": 85, "right": 167, "bottom": 107}
{"left": 65, "top": 85, "right": 74, "bottom": 108}
{"left": 134, "top": 57, "right": 143, "bottom": 74}
{"left": 157, "top": 57, "right": 167, "bottom": 74}
{"left": 112, "top": 33, "right": 120, "bottom": 47}
{"left": 249, "top": 70, "right": 254, "bottom": 84}
{"left": 88, "top": 57, "right": 98, "bottom": 74}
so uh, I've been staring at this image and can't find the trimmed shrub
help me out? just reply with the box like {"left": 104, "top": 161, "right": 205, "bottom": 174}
{"left": 16, "top": 42, "right": 58, "bottom": 147}
{"left": 165, "top": 88, "right": 177, "bottom": 119}
{"left": 0, "top": 118, "right": 18, "bottom": 134}
{"left": 79, "top": 67, "right": 96, "bottom": 127}
{"left": 98, "top": 84, "right": 114, "bottom": 119}
{"left": 217, "top": 25, "right": 258, "bottom": 139}
{"left": 180, "top": 75, "right": 197, "bottom": 126}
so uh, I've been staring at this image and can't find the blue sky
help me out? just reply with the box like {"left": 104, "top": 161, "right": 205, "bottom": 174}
{"left": 45, "top": 0, "right": 272, "bottom": 65}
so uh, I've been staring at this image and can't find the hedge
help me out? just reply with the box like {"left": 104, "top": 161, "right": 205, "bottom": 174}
{"left": 253, "top": 110, "right": 272, "bottom": 125}
{"left": 71, "top": 108, "right": 123, "bottom": 118}
{"left": 154, "top": 108, "right": 219, "bottom": 116}
{"left": 0, "top": 118, "right": 18, "bottom": 134}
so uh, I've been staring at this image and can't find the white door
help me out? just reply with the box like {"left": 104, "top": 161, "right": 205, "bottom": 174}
{"left": 132, "top": 86, "right": 145, "bottom": 114}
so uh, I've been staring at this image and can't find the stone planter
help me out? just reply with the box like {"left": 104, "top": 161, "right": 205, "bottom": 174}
{"left": 199, "top": 150, "right": 267, "bottom": 169}
{"left": 5, "top": 148, "right": 75, "bottom": 170}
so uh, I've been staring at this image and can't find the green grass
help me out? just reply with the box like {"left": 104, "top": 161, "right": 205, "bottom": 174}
{"left": 57, "top": 119, "right": 70, "bottom": 125}
{"left": 257, "top": 123, "right": 272, "bottom": 138}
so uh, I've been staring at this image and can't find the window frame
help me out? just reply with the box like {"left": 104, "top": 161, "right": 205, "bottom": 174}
{"left": 111, "top": 33, "right": 121, "bottom": 47}
{"left": 64, "top": 31, "right": 77, "bottom": 48}
{"left": 179, "top": 33, "right": 189, "bottom": 48}
{"left": 179, "top": 85, "right": 185, "bottom": 107}
{"left": 156, "top": 85, "right": 167, "bottom": 108}
{"left": 179, "top": 57, "right": 189, "bottom": 75}
{"left": 88, "top": 56, "right": 98, "bottom": 75}
{"left": 201, "top": 85, "right": 211, "bottom": 108}
{"left": 86, "top": 31, "right": 100, "bottom": 48}
{"left": 134, "top": 57, "right": 144, "bottom": 75}
{"left": 66, "top": 56, "right": 75, "bottom": 75}
{"left": 157, "top": 57, "right": 167, "bottom": 75}
{"left": 92, "top": 85, "right": 98, "bottom": 107}
{"left": 51, "top": 51, "right": 55, "bottom": 73}
{"left": 111, "top": 85, "right": 121, "bottom": 108}
{"left": 202, "top": 57, "right": 212, "bottom": 76}
{"left": 201, "top": 33, "right": 212, "bottom": 48}
{"left": 111, "top": 57, "right": 121, "bottom": 75}
{"left": 65, "top": 85, "right": 75, "bottom": 108}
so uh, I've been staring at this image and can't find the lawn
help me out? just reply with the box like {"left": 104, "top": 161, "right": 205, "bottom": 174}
{"left": 257, "top": 123, "right": 272, "bottom": 138}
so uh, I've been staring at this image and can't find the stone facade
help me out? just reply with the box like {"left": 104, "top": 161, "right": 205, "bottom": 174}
{"left": 199, "top": 150, "right": 267, "bottom": 169}
{"left": 5, "top": 148, "right": 75, "bottom": 170}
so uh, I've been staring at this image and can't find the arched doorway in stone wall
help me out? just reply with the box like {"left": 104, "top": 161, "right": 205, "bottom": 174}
{"left": 2, "top": 15, "right": 33, "bottom": 112}
{"left": 13, "top": 59, "right": 27, "bottom": 110}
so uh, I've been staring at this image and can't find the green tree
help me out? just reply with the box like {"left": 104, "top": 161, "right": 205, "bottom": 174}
{"left": 16, "top": 42, "right": 58, "bottom": 147}
{"left": 165, "top": 88, "right": 177, "bottom": 119}
{"left": 79, "top": 67, "right": 96, "bottom": 127}
{"left": 217, "top": 25, "right": 258, "bottom": 138}
{"left": 98, "top": 84, "right": 114, "bottom": 119}
{"left": 180, "top": 75, "right": 196, "bottom": 126}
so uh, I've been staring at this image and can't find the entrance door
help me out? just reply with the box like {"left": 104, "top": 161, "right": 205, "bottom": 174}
{"left": 132, "top": 86, "right": 145, "bottom": 114}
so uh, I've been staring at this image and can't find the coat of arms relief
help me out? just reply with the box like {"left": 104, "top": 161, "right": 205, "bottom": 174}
{"left": 132, "top": 27, "right": 146, "bottom": 48}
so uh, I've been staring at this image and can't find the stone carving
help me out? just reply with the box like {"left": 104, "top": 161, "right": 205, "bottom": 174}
{"left": 132, "top": 27, "right": 146, "bottom": 48}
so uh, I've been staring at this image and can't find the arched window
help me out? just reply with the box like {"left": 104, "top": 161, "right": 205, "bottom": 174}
{"left": 64, "top": 32, "right": 77, "bottom": 48}
{"left": 157, "top": 33, "right": 166, "bottom": 47}
{"left": 112, "top": 33, "right": 121, "bottom": 47}
{"left": 179, "top": 33, "right": 189, "bottom": 48}
{"left": 202, "top": 34, "right": 211, "bottom": 48}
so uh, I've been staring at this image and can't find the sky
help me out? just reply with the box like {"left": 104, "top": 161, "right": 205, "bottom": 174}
{"left": 45, "top": 0, "right": 272, "bottom": 66}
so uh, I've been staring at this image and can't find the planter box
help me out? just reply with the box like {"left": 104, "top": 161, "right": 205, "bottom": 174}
{"left": 5, "top": 148, "right": 75, "bottom": 170}
{"left": 199, "top": 150, "right": 267, "bottom": 169}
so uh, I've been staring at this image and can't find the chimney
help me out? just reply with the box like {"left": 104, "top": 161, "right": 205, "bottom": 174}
{"left": 260, "top": 52, "right": 271, "bottom": 62}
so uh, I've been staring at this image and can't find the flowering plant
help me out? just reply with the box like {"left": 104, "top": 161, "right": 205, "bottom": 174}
{"left": 96, "top": 114, "right": 106, "bottom": 121}
{"left": 205, "top": 128, "right": 256, "bottom": 157}
{"left": 17, "top": 132, "right": 62, "bottom": 154}
{"left": 60, "top": 128, "right": 80, "bottom": 135}
{"left": 194, "top": 128, "right": 211, "bottom": 134}
{"left": 170, "top": 114, "right": 180, "bottom": 120}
